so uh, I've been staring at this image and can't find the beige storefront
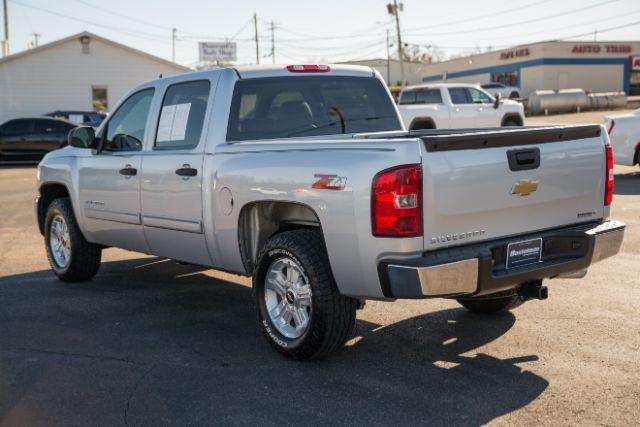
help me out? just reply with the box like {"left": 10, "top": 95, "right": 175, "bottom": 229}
{"left": 420, "top": 41, "right": 640, "bottom": 97}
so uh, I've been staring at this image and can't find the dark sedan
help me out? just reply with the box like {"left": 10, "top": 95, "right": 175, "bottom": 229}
{"left": 45, "top": 110, "right": 107, "bottom": 128}
{"left": 0, "top": 117, "right": 77, "bottom": 162}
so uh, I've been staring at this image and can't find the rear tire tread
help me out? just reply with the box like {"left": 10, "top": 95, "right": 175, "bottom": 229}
{"left": 254, "top": 229, "right": 356, "bottom": 360}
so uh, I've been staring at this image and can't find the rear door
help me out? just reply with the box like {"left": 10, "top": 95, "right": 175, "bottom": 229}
{"left": 420, "top": 127, "right": 606, "bottom": 250}
{"left": 446, "top": 88, "right": 477, "bottom": 128}
{"left": 140, "top": 79, "right": 213, "bottom": 266}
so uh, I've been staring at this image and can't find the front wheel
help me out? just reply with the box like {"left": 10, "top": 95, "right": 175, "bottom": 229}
{"left": 254, "top": 230, "right": 357, "bottom": 360}
{"left": 456, "top": 293, "right": 524, "bottom": 314}
{"left": 44, "top": 198, "right": 102, "bottom": 281}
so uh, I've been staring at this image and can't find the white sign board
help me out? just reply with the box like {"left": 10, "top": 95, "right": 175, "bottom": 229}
{"left": 632, "top": 56, "right": 640, "bottom": 71}
{"left": 199, "top": 42, "right": 237, "bottom": 62}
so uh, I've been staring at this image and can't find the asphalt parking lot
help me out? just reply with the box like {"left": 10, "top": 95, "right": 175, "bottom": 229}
{"left": 1, "top": 112, "right": 639, "bottom": 426}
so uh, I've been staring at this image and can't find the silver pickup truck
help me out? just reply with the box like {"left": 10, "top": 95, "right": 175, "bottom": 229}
{"left": 36, "top": 64, "right": 625, "bottom": 359}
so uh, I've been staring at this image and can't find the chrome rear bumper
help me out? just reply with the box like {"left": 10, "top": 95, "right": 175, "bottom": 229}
{"left": 380, "top": 219, "right": 625, "bottom": 299}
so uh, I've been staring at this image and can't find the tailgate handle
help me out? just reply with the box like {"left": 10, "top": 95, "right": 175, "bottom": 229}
{"left": 508, "top": 148, "right": 540, "bottom": 171}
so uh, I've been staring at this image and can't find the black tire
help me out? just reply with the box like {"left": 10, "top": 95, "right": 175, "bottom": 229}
{"left": 456, "top": 293, "right": 525, "bottom": 314}
{"left": 502, "top": 118, "right": 521, "bottom": 127}
{"left": 253, "top": 229, "right": 357, "bottom": 360}
{"left": 509, "top": 91, "right": 520, "bottom": 99}
{"left": 44, "top": 198, "right": 101, "bottom": 281}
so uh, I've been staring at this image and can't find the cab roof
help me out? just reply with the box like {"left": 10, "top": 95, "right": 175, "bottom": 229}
{"left": 402, "top": 83, "right": 481, "bottom": 91}
{"left": 234, "top": 64, "right": 376, "bottom": 79}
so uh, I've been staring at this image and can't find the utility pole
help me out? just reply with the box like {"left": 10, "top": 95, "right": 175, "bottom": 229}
{"left": 269, "top": 20, "right": 275, "bottom": 64}
{"left": 2, "top": 0, "right": 9, "bottom": 57}
{"left": 171, "top": 28, "right": 176, "bottom": 62}
{"left": 386, "top": 29, "right": 391, "bottom": 85}
{"left": 392, "top": 0, "right": 405, "bottom": 87}
{"left": 254, "top": 13, "right": 260, "bottom": 64}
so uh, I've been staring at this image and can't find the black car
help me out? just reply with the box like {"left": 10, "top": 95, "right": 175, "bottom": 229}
{"left": 0, "top": 117, "right": 77, "bottom": 161}
{"left": 45, "top": 110, "right": 107, "bottom": 127}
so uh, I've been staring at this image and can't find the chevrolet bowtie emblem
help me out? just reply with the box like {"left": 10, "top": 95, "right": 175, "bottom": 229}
{"left": 512, "top": 180, "right": 539, "bottom": 196}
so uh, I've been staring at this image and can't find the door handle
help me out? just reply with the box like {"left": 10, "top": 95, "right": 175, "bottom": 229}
{"left": 507, "top": 148, "right": 541, "bottom": 171}
{"left": 119, "top": 165, "right": 137, "bottom": 176}
{"left": 175, "top": 166, "right": 198, "bottom": 177}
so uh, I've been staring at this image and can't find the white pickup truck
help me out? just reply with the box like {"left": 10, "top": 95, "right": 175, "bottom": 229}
{"left": 398, "top": 83, "right": 525, "bottom": 130}
{"left": 604, "top": 109, "right": 640, "bottom": 167}
{"left": 36, "top": 64, "right": 625, "bottom": 359}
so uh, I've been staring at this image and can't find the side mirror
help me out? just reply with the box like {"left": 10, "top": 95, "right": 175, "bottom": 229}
{"left": 68, "top": 126, "right": 97, "bottom": 149}
{"left": 493, "top": 92, "right": 502, "bottom": 109}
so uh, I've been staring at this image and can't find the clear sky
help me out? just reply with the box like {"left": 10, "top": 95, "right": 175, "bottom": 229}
{"left": 4, "top": 0, "right": 640, "bottom": 66}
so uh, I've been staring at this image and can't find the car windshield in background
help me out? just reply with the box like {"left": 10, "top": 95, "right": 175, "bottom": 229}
{"left": 227, "top": 76, "right": 401, "bottom": 141}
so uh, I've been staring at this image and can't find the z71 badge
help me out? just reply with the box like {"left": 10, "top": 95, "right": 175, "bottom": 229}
{"left": 312, "top": 174, "right": 347, "bottom": 190}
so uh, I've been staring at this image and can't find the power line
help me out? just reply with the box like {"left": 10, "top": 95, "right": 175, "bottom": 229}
{"left": 68, "top": 0, "right": 172, "bottom": 31}
{"left": 403, "top": 0, "right": 555, "bottom": 32}
{"left": 557, "top": 19, "right": 640, "bottom": 40}
{"left": 404, "top": 0, "right": 622, "bottom": 37}
{"left": 9, "top": 0, "right": 172, "bottom": 43}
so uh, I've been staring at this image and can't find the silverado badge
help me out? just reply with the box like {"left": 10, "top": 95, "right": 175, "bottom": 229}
{"left": 512, "top": 179, "right": 539, "bottom": 197}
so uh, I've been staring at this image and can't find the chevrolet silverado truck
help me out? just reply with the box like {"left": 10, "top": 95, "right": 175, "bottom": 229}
{"left": 36, "top": 64, "right": 625, "bottom": 360}
{"left": 398, "top": 83, "right": 525, "bottom": 130}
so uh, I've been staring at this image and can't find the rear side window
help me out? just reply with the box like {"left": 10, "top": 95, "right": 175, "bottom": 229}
{"left": 2, "top": 119, "right": 32, "bottom": 135}
{"left": 398, "top": 91, "right": 416, "bottom": 105}
{"left": 448, "top": 88, "right": 471, "bottom": 104}
{"left": 155, "top": 80, "right": 210, "bottom": 149}
{"left": 399, "top": 89, "right": 442, "bottom": 105}
{"left": 415, "top": 89, "right": 442, "bottom": 104}
{"left": 34, "top": 119, "right": 73, "bottom": 133}
{"left": 227, "top": 76, "right": 401, "bottom": 141}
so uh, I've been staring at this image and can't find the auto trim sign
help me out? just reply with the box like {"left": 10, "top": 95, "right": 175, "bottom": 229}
{"left": 632, "top": 56, "right": 640, "bottom": 71}
{"left": 572, "top": 44, "right": 632, "bottom": 54}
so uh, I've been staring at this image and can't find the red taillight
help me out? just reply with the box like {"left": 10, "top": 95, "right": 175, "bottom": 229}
{"left": 286, "top": 64, "right": 331, "bottom": 73}
{"left": 371, "top": 165, "right": 422, "bottom": 237}
{"left": 605, "top": 145, "right": 614, "bottom": 206}
{"left": 607, "top": 119, "right": 615, "bottom": 135}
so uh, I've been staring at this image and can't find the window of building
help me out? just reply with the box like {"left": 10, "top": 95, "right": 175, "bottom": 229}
{"left": 491, "top": 71, "right": 519, "bottom": 87}
{"left": 629, "top": 71, "right": 640, "bottom": 96}
{"left": 155, "top": 80, "right": 211, "bottom": 150}
{"left": 103, "top": 89, "right": 155, "bottom": 152}
{"left": 92, "top": 86, "right": 108, "bottom": 112}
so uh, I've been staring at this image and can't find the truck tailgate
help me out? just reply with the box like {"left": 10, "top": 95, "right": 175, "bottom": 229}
{"left": 420, "top": 125, "right": 607, "bottom": 249}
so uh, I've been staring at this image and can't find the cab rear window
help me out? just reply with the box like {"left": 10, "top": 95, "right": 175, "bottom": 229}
{"left": 227, "top": 76, "right": 401, "bottom": 141}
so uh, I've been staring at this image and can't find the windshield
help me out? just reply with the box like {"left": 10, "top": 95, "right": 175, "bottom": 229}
{"left": 227, "top": 76, "right": 401, "bottom": 141}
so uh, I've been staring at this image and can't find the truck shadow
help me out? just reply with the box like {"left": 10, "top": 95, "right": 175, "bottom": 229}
{"left": 0, "top": 257, "right": 547, "bottom": 426}
{"left": 614, "top": 171, "right": 640, "bottom": 195}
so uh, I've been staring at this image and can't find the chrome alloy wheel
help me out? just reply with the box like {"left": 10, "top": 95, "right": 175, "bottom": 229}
{"left": 49, "top": 214, "right": 71, "bottom": 268}
{"left": 264, "top": 257, "right": 312, "bottom": 339}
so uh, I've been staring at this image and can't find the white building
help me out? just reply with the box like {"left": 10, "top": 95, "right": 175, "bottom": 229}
{"left": 0, "top": 31, "right": 190, "bottom": 122}
{"left": 419, "top": 41, "right": 640, "bottom": 98}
